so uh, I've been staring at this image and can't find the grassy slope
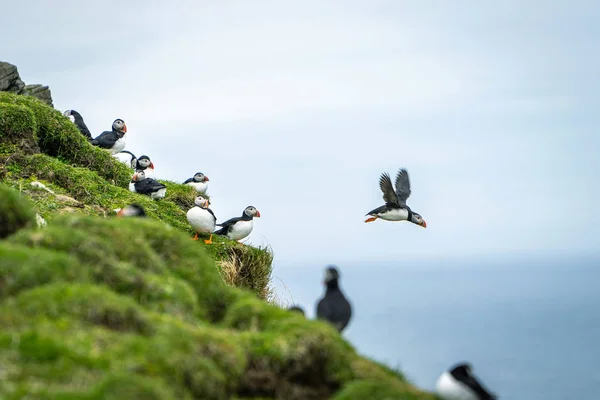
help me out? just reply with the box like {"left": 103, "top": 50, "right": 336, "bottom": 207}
{"left": 0, "top": 91, "right": 437, "bottom": 399}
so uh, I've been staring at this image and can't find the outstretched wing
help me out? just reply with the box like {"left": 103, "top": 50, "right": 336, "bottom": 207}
{"left": 394, "top": 168, "right": 411, "bottom": 205}
{"left": 379, "top": 172, "right": 398, "bottom": 205}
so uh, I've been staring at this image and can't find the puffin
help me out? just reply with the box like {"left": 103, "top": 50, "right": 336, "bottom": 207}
{"left": 213, "top": 206, "right": 260, "bottom": 242}
{"left": 365, "top": 168, "right": 427, "bottom": 228}
{"left": 91, "top": 118, "right": 128, "bottom": 154}
{"left": 186, "top": 196, "right": 217, "bottom": 244}
{"left": 316, "top": 266, "right": 352, "bottom": 333}
{"left": 116, "top": 203, "right": 146, "bottom": 217}
{"left": 63, "top": 109, "right": 92, "bottom": 140}
{"left": 135, "top": 155, "right": 155, "bottom": 178}
{"left": 129, "top": 170, "right": 166, "bottom": 200}
{"left": 435, "top": 363, "right": 497, "bottom": 400}
{"left": 183, "top": 172, "right": 209, "bottom": 194}
{"left": 114, "top": 150, "right": 138, "bottom": 169}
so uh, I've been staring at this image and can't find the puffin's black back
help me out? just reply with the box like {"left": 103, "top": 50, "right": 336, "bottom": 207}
{"left": 134, "top": 178, "right": 166, "bottom": 194}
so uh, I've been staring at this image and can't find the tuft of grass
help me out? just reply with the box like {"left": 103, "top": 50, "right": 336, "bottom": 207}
{"left": 0, "top": 183, "right": 37, "bottom": 239}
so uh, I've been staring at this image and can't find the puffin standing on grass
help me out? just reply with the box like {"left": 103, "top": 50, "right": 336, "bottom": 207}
{"left": 135, "top": 155, "right": 155, "bottom": 178}
{"left": 129, "top": 170, "right": 166, "bottom": 200}
{"left": 186, "top": 196, "right": 217, "bottom": 244}
{"left": 63, "top": 109, "right": 92, "bottom": 140}
{"left": 316, "top": 266, "right": 352, "bottom": 333}
{"left": 183, "top": 172, "right": 210, "bottom": 194}
{"left": 435, "top": 363, "right": 497, "bottom": 400}
{"left": 91, "top": 118, "right": 128, "bottom": 154}
{"left": 365, "top": 168, "right": 427, "bottom": 228}
{"left": 213, "top": 206, "right": 260, "bottom": 242}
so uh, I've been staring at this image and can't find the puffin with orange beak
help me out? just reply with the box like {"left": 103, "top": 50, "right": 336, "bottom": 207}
{"left": 214, "top": 206, "right": 261, "bottom": 242}
{"left": 135, "top": 155, "right": 155, "bottom": 178}
{"left": 183, "top": 172, "right": 209, "bottom": 194}
{"left": 91, "top": 118, "right": 128, "bottom": 154}
{"left": 365, "top": 168, "right": 427, "bottom": 228}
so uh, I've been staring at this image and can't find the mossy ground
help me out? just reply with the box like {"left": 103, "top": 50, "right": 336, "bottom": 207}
{"left": 0, "top": 91, "right": 274, "bottom": 299}
{"left": 0, "top": 91, "right": 436, "bottom": 399}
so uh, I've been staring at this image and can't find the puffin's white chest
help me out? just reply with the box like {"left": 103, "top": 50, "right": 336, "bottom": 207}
{"left": 110, "top": 136, "right": 127, "bottom": 154}
{"left": 187, "top": 181, "right": 208, "bottom": 194}
{"left": 435, "top": 372, "right": 479, "bottom": 400}
{"left": 227, "top": 219, "right": 254, "bottom": 240}
{"left": 149, "top": 188, "right": 166, "bottom": 200}
{"left": 186, "top": 207, "right": 215, "bottom": 233}
{"left": 128, "top": 181, "right": 136, "bottom": 192}
{"left": 378, "top": 208, "right": 409, "bottom": 221}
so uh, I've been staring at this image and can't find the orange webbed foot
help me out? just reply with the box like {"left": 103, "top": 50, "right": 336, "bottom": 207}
{"left": 365, "top": 216, "right": 378, "bottom": 223}
{"left": 204, "top": 234, "right": 213, "bottom": 244}
{"left": 192, "top": 232, "right": 199, "bottom": 240}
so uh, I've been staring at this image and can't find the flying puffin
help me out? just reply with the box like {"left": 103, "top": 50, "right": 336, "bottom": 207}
{"left": 129, "top": 170, "right": 166, "bottom": 200}
{"left": 63, "top": 109, "right": 92, "bottom": 140}
{"left": 435, "top": 363, "right": 497, "bottom": 400}
{"left": 316, "top": 266, "right": 352, "bottom": 333}
{"left": 183, "top": 172, "right": 209, "bottom": 194}
{"left": 116, "top": 203, "right": 146, "bottom": 217}
{"left": 213, "top": 206, "right": 260, "bottom": 242}
{"left": 186, "top": 196, "right": 217, "bottom": 244}
{"left": 91, "top": 118, "right": 128, "bottom": 154}
{"left": 365, "top": 168, "right": 427, "bottom": 228}
{"left": 134, "top": 155, "right": 155, "bottom": 178}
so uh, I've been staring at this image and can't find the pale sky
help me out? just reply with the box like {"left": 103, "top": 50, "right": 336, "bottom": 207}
{"left": 3, "top": 0, "right": 599, "bottom": 265}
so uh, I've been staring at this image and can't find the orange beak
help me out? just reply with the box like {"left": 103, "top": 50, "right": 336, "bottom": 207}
{"left": 421, "top": 220, "right": 427, "bottom": 228}
{"left": 150, "top": 163, "right": 155, "bottom": 169}
{"left": 204, "top": 176, "right": 209, "bottom": 181}
{"left": 117, "top": 208, "right": 125, "bottom": 217}
{"left": 255, "top": 210, "right": 261, "bottom": 217}
{"left": 122, "top": 124, "right": 127, "bottom": 133}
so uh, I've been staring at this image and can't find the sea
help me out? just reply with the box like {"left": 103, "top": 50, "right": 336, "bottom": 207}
{"left": 270, "top": 253, "right": 599, "bottom": 400}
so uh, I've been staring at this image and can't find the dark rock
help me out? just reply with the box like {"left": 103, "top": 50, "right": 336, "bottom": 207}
{"left": 23, "top": 84, "right": 53, "bottom": 107}
{"left": 0, "top": 61, "right": 53, "bottom": 106}
{"left": 0, "top": 62, "right": 25, "bottom": 93}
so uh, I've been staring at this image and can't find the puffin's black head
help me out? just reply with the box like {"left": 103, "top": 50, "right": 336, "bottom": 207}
{"left": 323, "top": 265, "right": 340, "bottom": 288}
{"left": 112, "top": 119, "right": 127, "bottom": 133}
{"left": 193, "top": 172, "right": 209, "bottom": 182}
{"left": 136, "top": 155, "right": 153, "bottom": 170}
{"left": 132, "top": 170, "right": 147, "bottom": 182}
{"left": 288, "top": 305, "right": 305, "bottom": 316}
{"left": 117, "top": 203, "right": 146, "bottom": 217}
{"left": 449, "top": 362, "right": 473, "bottom": 378}
{"left": 410, "top": 212, "right": 427, "bottom": 228}
{"left": 63, "top": 109, "right": 80, "bottom": 122}
{"left": 243, "top": 206, "right": 261, "bottom": 218}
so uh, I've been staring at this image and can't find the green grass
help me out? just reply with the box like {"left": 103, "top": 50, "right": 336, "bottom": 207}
{"left": 0, "top": 91, "right": 436, "bottom": 399}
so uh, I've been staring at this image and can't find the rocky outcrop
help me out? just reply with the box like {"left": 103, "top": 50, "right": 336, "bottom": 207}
{"left": 0, "top": 61, "right": 53, "bottom": 107}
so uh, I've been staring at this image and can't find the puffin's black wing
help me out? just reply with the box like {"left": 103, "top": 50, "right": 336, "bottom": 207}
{"left": 67, "top": 110, "right": 92, "bottom": 140}
{"left": 91, "top": 130, "right": 119, "bottom": 149}
{"left": 206, "top": 207, "right": 217, "bottom": 223}
{"left": 394, "top": 168, "right": 411, "bottom": 205}
{"left": 379, "top": 172, "right": 399, "bottom": 205}
{"left": 214, "top": 216, "right": 242, "bottom": 235}
{"left": 134, "top": 178, "right": 166, "bottom": 195}
{"left": 183, "top": 177, "right": 194, "bottom": 184}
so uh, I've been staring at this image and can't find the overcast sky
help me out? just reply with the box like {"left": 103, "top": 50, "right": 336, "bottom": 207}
{"left": 3, "top": 1, "right": 599, "bottom": 266}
